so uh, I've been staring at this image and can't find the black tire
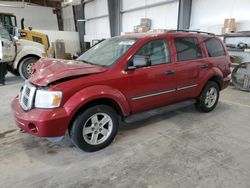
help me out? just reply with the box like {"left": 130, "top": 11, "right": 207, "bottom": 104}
{"left": 70, "top": 105, "right": 119, "bottom": 152}
{"left": 18, "top": 57, "right": 39, "bottom": 79}
{"left": 196, "top": 81, "right": 220, "bottom": 112}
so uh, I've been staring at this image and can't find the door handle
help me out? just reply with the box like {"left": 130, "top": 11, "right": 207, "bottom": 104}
{"left": 165, "top": 70, "right": 175, "bottom": 75}
{"left": 200, "top": 64, "right": 208, "bottom": 69}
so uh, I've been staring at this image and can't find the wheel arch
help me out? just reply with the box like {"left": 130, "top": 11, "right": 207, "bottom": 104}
{"left": 197, "top": 75, "right": 223, "bottom": 98}
{"left": 207, "top": 75, "right": 223, "bottom": 90}
{"left": 16, "top": 54, "right": 40, "bottom": 71}
{"left": 68, "top": 97, "right": 125, "bottom": 134}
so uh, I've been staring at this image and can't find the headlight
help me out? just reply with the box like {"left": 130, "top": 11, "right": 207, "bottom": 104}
{"left": 35, "top": 90, "right": 62, "bottom": 108}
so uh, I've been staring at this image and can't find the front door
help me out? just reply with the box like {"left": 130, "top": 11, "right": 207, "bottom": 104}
{"left": 0, "top": 27, "right": 15, "bottom": 63}
{"left": 126, "top": 39, "right": 177, "bottom": 113}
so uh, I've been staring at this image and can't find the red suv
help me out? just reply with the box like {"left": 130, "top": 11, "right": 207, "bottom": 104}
{"left": 12, "top": 30, "right": 231, "bottom": 152}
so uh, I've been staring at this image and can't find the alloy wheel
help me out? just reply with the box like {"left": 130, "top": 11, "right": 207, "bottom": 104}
{"left": 205, "top": 87, "right": 218, "bottom": 108}
{"left": 82, "top": 113, "right": 113, "bottom": 145}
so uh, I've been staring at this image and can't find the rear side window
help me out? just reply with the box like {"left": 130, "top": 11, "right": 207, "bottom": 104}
{"left": 204, "top": 38, "right": 225, "bottom": 57}
{"left": 174, "top": 37, "right": 202, "bottom": 61}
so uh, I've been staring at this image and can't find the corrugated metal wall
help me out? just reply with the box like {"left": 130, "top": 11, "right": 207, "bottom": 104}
{"left": 190, "top": 0, "right": 250, "bottom": 34}
{"left": 84, "top": 0, "right": 110, "bottom": 42}
{"left": 121, "top": 0, "right": 179, "bottom": 32}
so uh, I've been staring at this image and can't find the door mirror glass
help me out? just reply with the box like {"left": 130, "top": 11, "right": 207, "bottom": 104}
{"left": 127, "top": 55, "right": 148, "bottom": 70}
{"left": 8, "top": 27, "right": 19, "bottom": 41}
{"left": 133, "top": 55, "right": 148, "bottom": 67}
{"left": 13, "top": 27, "right": 19, "bottom": 40}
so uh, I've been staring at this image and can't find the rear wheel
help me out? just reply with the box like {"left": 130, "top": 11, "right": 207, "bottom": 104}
{"left": 18, "top": 57, "right": 39, "bottom": 79}
{"left": 70, "top": 105, "right": 119, "bottom": 152}
{"left": 196, "top": 81, "right": 220, "bottom": 112}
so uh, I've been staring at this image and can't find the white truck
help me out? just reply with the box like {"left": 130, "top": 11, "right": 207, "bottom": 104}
{"left": 0, "top": 27, "right": 45, "bottom": 79}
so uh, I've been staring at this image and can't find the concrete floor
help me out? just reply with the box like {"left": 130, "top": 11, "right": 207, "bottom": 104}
{"left": 1, "top": 73, "right": 250, "bottom": 188}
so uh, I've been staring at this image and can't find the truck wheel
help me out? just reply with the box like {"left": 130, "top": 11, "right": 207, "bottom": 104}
{"left": 19, "top": 57, "right": 39, "bottom": 79}
{"left": 196, "top": 81, "right": 220, "bottom": 112}
{"left": 70, "top": 105, "right": 119, "bottom": 152}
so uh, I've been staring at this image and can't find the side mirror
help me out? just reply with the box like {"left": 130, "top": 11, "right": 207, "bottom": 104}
{"left": 127, "top": 55, "right": 148, "bottom": 70}
{"left": 11, "top": 27, "right": 19, "bottom": 40}
{"left": 72, "top": 54, "right": 79, "bottom": 60}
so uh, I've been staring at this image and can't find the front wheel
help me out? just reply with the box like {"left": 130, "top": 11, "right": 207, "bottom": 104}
{"left": 18, "top": 57, "right": 39, "bottom": 79}
{"left": 70, "top": 105, "right": 119, "bottom": 152}
{"left": 196, "top": 81, "right": 220, "bottom": 112}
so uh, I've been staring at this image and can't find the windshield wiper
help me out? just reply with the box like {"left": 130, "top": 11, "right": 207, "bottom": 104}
{"left": 77, "top": 59, "right": 107, "bottom": 67}
{"left": 78, "top": 59, "right": 96, "bottom": 65}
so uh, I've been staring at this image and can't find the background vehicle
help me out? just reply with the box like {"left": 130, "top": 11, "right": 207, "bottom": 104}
{"left": 0, "top": 26, "right": 14, "bottom": 83}
{"left": 19, "top": 18, "right": 49, "bottom": 50}
{"left": 0, "top": 27, "right": 45, "bottom": 79}
{"left": 12, "top": 31, "right": 231, "bottom": 152}
{"left": 0, "top": 13, "right": 49, "bottom": 50}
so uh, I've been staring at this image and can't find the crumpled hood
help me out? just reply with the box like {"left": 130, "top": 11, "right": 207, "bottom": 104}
{"left": 29, "top": 58, "right": 107, "bottom": 86}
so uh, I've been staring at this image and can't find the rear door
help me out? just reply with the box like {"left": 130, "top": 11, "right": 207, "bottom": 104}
{"left": 203, "top": 37, "right": 230, "bottom": 77}
{"left": 0, "top": 27, "right": 15, "bottom": 63}
{"left": 126, "top": 38, "right": 177, "bottom": 113}
{"left": 172, "top": 36, "right": 207, "bottom": 99}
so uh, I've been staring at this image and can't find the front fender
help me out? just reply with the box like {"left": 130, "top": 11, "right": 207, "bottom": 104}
{"left": 13, "top": 46, "right": 44, "bottom": 69}
{"left": 63, "top": 85, "right": 131, "bottom": 119}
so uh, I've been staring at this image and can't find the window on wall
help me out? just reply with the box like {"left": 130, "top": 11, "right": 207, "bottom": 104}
{"left": 135, "top": 39, "right": 170, "bottom": 65}
{"left": 204, "top": 38, "right": 225, "bottom": 57}
{"left": 174, "top": 37, "right": 202, "bottom": 61}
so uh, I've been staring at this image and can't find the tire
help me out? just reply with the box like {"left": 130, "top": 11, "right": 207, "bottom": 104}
{"left": 70, "top": 105, "right": 119, "bottom": 152}
{"left": 18, "top": 57, "right": 39, "bottom": 79}
{"left": 196, "top": 81, "right": 220, "bottom": 112}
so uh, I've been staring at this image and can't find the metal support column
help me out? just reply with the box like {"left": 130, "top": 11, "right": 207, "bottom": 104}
{"left": 73, "top": 3, "right": 85, "bottom": 51}
{"left": 107, "top": 0, "right": 121, "bottom": 37}
{"left": 177, "top": 0, "right": 192, "bottom": 30}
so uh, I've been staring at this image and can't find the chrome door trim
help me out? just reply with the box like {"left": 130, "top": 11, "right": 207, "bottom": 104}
{"left": 177, "top": 84, "right": 198, "bottom": 91}
{"left": 131, "top": 84, "right": 198, "bottom": 100}
{"left": 131, "top": 88, "right": 176, "bottom": 100}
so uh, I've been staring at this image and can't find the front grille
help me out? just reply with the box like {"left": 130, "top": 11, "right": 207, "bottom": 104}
{"left": 19, "top": 81, "right": 36, "bottom": 111}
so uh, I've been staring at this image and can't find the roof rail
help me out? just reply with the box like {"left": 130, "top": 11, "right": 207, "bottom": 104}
{"left": 168, "top": 29, "right": 215, "bottom": 36}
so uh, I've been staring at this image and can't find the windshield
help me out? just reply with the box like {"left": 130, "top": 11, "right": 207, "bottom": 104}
{"left": 77, "top": 38, "right": 137, "bottom": 66}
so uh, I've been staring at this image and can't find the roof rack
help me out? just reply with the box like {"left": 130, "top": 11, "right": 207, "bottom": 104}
{"left": 168, "top": 29, "right": 215, "bottom": 36}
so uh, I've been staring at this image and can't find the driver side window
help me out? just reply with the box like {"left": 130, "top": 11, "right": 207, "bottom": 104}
{"left": 0, "top": 27, "right": 11, "bottom": 40}
{"left": 135, "top": 39, "right": 170, "bottom": 66}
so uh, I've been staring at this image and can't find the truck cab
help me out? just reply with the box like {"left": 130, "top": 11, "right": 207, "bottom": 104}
{"left": 0, "top": 26, "right": 45, "bottom": 79}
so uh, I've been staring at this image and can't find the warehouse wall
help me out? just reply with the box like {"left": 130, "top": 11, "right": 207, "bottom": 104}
{"left": 190, "top": 0, "right": 250, "bottom": 34}
{"left": 84, "top": 0, "right": 110, "bottom": 42}
{"left": 121, "top": 0, "right": 179, "bottom": 32}
{"left": 0, "top": 1, "right": 58, "bottom": 30}
{"left": 62, "top": 5, "right": 75, "bottom": 31}
{"left": 36, "top": 29, "right": 80, "bottom": 55}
